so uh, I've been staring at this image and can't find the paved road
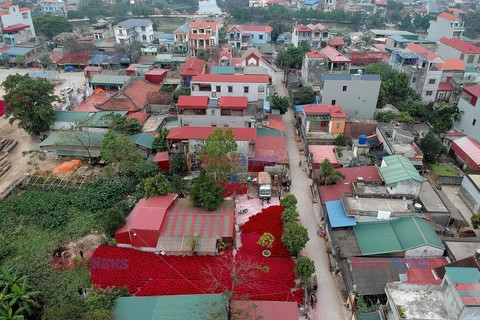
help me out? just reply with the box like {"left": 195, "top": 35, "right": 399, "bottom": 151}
{"left": 274, "top": 72, "right": 350, "bottom": 320}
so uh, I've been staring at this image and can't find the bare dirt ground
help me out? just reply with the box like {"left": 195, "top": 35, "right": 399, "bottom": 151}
{"left": 64, "top": 233, "right": 103, "bottom": 260}
{"left": 0, "top": 68, "right": 88, "bottom": 194}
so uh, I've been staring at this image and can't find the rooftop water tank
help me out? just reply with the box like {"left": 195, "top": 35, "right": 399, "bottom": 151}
{"left": 358, "top": 135, "right": 367, "bottom": 145}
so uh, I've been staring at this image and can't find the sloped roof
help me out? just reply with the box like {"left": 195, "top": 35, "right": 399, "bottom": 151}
{"left": 451, "top": 136, "right": 480, "bottom": 167}
{"left": 437, "top": 12, "right": 459, "bottom": 22}
{"left": 130, "top": 132, "right": 155, "bottom": 149}
{"left": 38, "top": 131, "right": 105, "bottom": 148}
{"left": 126, "top": 111, "right": 149, "bottom": 125}
{"left": 241, "top": 25, "right": 272, "bottom": 32}
{"left": 2, "top": 23, "right": 29, "bottom": 33}
{"left": 306, "top": 51, "right": 324, "bottom": 59}
{"left": 177, "top": 95, "right": 209, "bottom": 109}
{"left": 328, "top": 38, "right": 345, "bottom": 46}
{"left": 379, "top": 155, "right": 422, "bottom": 187}
{"left": 439, "top": 37, "right": 480, "bottom": 54}
{"left": 303, "top": 104, "right": 347, "bottom": 118}
{"left": 179, "top": 57, "right": 205, "bottom": 77}
{"left": 266, "top": 114, "right": 285, "bottom": 132}
{"left": 436, "top": 59, "right": 465, "bottom": 71}
{"left": 190, "top": 21, "right": 217, "bottom": 30}
{"left": 167, "top": 127, "right": 256, "bottom": 141}
{"left": 438, "top": 81, "right": 453, "bottom": 91}
{"left": 219, "top": 96, "right": 247, "bottom": 110}
{"left": 354, "top": 217, "right": 444, "bottom": 255}
{"left": 320, "top": 46, "right": 351, "bottom": 63}
{"left": 210, "top": 66, "right": 234, "bottom": 74}
{"left": 325, "top": 200, "right": 356, "bottom": 228}
{"left": 255, "top": 135, "right": 289, "bottom": 164}
{"left": 405, "top": 43, "right": 440, "bottom": 61}
{"left": 308, "top": 145, "right": 337, "bottom": 165}
{"left": 117, "top": 19, "right": 150, "bottom": 29}
{"left": 74, "top": 93, "right": 110, "bottom": 112}
{"left": 231, "top": 301, "right": 297, "bottom": 320}
{"left": 54, "top": 111, "right": 90, "bottom": 123}
{"left": 191, "top": 74, "right": 270, "bottom": 83}
{"left": 241, "top": 47, "right": 279, "bottom": 71}
{"left": 464, "top": 84, "right": 480, "bottom": 98}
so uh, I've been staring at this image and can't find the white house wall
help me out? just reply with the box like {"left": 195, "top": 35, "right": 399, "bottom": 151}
{"left": 404, "top": 245, "right": 444, "bottom": 258}
{"left": 455, "top": 96, "right": 480, "bottom": 142}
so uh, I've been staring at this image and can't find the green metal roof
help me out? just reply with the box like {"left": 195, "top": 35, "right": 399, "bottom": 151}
{"left": 379, "top": 155, "right": 422, "bottom": 187}
{"left": 210, "top": 66, "right": 235, "bottom": 74}
{"left": 90, "top": 74, "right": 131, "bottom": 86}
{"left": 130, "top": 132, "right": 155, "bottom": 149}
{"left": 82, "top": 111, "right": 128, "bottom": 128}
{"left": 54, "top": 111, "right": 91, "bottom": 123}
{"left": 354, "top": 217, "right": 444, "bottom": 255}
{"left": 445, "top": 267, "right": 480, "bottom": 284}
{"left": 113, "top": 294, "right": 227, "bottom": 320}
{"left": 38, "top": 131, "right": 105, "bottom": 148}
{"left": 257, "top": 127, "right": 284, "bottom": 136}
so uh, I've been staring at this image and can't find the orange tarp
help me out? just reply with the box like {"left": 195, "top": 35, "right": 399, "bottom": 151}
{"left": 53, "top": 160, "right": 82, "bottom": 173}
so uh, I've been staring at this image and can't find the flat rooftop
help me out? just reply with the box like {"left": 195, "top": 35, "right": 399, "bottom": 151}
{"left": 346, "top": 196, "right": 412, "bottom": 213}
{"left": 331, "top": 228, "right": 361, "bottom": 258}
{"left": 419, "top": 182, "right": 448, "bottom": 213}
{"left": 387, "top": 284, "right": 448, "bottom": 320}
{"left": 445, "top": 240, "right": 480, "bottom": 261}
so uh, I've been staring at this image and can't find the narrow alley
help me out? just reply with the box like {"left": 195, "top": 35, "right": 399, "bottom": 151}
{"left": 274, "top": 73, "right": 351, "bottom": 320}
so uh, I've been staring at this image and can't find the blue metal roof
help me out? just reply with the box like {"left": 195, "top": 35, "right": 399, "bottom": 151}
{"left": 304, "top": 0, "right": 318, "bottom": 4}
{"left": 178, "top": 24, "right": 190, "bottom": 32}
{"left": 4, "top": 46, "right": 33, "bottom": 56}
{"left": 321, "top": 74, "right": 351, "bottom": 81}
{"left": 363, "top": 74, "right": 381, "bottom": 81}
{"left": 325, "top": 200, "right": 357, "bottom": 228}
{"left": 389, "top": 34, "right": 410, "bottom": 43}
{"left": 295, "top": 105, "right": 304, "bottom": 113}
{"left": 156, "top": 33, "right": 174, "bottom": 41}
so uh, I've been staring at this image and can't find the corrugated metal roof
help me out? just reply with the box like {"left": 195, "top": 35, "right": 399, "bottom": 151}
{"left": 90, "top": 74, "right": 131, "bottom": 86}
{"left": 114, "top": 294, "right": 227, "bottom": 320}
{"left": 451, "top": 136, "right": 480, "bottom": 167}
{"left": 445, "top": 267, "right": 480, "bottom": 284}
{"left": 379, "top": 155, "right": 422, "bottom": 186}
{"left": 354, "top": 217, "right": 444, "bottom": 255}
{"left": 38, "top": 131, "right": 105, "bottom": 148}
{"left": 54, "top": 111, "right": 90, "bottom": 123}
{"left": 325, "top": 200, "right": 356, "bottom": 228}
{"left": 210, "top": 66, "right": 235, "bottom": 74}
{"left": 82, "top": 111, "right": 127, "bottom": 127}
{"left": 117, "top": 18, "right": 151, "bottom": 29}
{"left": 130, "top": 132, "right": 155, "bottom": 149}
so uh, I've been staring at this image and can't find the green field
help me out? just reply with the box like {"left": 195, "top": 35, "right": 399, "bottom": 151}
{"left": 431, "top": 164, "right": 460, "bottom": 177}
{"left": 154, "top": 17, "right": 187, "bottom": 33}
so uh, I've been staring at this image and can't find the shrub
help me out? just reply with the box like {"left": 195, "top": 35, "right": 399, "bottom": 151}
{"left": 281, "top": 222, "right": 309, "bottom": 256}
{"left": 103, "top": 208, "right": 126, "bottom": 238}
{"left": 257, "top": 233, "right": 275, "bottom": 249}
{"left": 134, "top": 161, "right": 160, "bottom": 180}
{"left": 190, "top": 174, "right": 224, "bottom": 211}
{"left": 334, "top": 135, "right": 346, "bottom": 146}
{"left": 281, "top": 207, "right": 298, "bottom": 224}
{"left": 472, "top": 214, "right": 480, "bottom": 229}
{"left": 295, "top": 256, "right": 315, "bottom": 284}
{"left": 280, "top": 194, "right": 297, "bottom": 209}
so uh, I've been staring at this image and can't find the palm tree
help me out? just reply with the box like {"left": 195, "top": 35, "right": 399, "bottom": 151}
{"left": 4, "top": 281, "right": 40, "bottom": 316}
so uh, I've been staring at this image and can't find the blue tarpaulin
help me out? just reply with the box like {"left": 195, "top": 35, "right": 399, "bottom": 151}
{"left": 325, "top": 200, "right": 357, "bottom": 228}
{"left": 295, "top": 105, "right": 304, "bottom": 113}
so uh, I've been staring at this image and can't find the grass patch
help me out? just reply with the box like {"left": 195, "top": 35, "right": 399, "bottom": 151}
{"left": 431, "top": 164, "right": 460, "bottom": 177}
{"left": 153, "top": 17, "right": 187, "bottom": 33}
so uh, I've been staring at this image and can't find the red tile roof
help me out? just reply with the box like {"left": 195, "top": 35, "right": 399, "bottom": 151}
{"left": 0, "top": 12, "right": 8, "bottom": 16}
{"left": 303, "top": 104, "right": 347, "bottom": 118}
{"left": 220, "top": 50, "right": 231, "bottom": 59}
{"left": 266, "top": 114, "right": 285, "bottom": 132}
{"left": 219, "top": 96, "right": 247, "bottom": 110}
{"left": 320, "top": 46, "right": 351, "bottom": 63}
{"left": 306, "top": 51, "right": 324, "bottom": 59}
{"left": 153, "top": 151, "right": 169, "bottom": 163}
{"left": 126, "top": 111, "right": 149, "bottom": 125}
{"left": 439, "top": 37, "right": 480, "bottom": 54}
{"left": 438, "top": 82, "right": 453, "bottom": 91}
{"left": 308, "top": 145, "right": 338, "bottom": 166}
{"left": 191, "top": 74, "right": 270, "bottom": 83}
{"left": 167, "top": 127, "right": 256, "bottom": 141}
{"left": 375, "top": 0, "right": 388, "bottom": 5}
{"left": 255, "top": 135, "right": 288, "bottom": 164}
{"left": 177, "top": 95, "right": 209, "bottom": 109}
{"left": 463, "top": 84, "right": 480, "bottom": 98}
{"left": 19, "top": 7, "right": 29, "bottom": 12}
{"left": 438, "top": 12, "right": 459, "bottom": 22}
{"left": 294, "top": 23, "right": 328, "bottom": 32}
{"left": 242, "top": 25, "right": 272, "bottom": 32}
{"left": 406, "top": 258, "right": 448, "bottom": 284}
{"left": 328, "top": 38, "right": 345, "bottom": 47}
{"left": 2, "top": 23, "right": 29, "bottom": 33}
{"left": 444, "top": 129, "right": 466, "bottom": 137}
{"left": 180, "top": 57, "right": 205, "bottom": 77}
{"left": 74, "top": 93, "right": 110, "bottom": 112}
{"left": 0, "top": 2, "right": 14, "bottom": 9}
{"left": 405, "top": 43, "right": 439, "bottom": 61}
{"left": 84, "top": 66, "right": 102, "bottom": 72}
{"left": 0, "top": 46, "right": 11, "bottom": 52}
{"left": 436, "top": 59, "right": 465, "bottom": 71}
{"left": 96, "top": 79, "right": 162, "bottom": 112}
{"left": 190, "top": 21, "right": 217, "bottom": 30}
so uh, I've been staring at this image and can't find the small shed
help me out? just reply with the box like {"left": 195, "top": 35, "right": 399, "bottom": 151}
{"left": 379, "top": 155, "right": 423, "bottom": 196}
{"left": 145, "top": 69, "right": 168, "bottom": 84}
{"left": 83, "top": 66, "right": 102, "bottom": 79}
{"left": 153, "top": 151, "right": 169, "bottom": 171}
{"left": 308, "top": 145, "right": 339, "bottom": 169}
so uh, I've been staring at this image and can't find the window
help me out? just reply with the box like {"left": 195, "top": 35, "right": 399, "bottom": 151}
{"left": 426, "top": 91, "right": 433, "bottom": 96}
{"left": 216, "top": 86, "right": 221, "bottom": 92}
{"left": 336, "top": 123, "right": 340, "bottom": 129}
{"left": 224, "top": 124, "right": 229, "bottom": 127}
{"left": 342, "top": 86, "right": 347, "bottom": 91}
{"left": 468, "top": 55, "right": 475, "bottom": 63}
{"left": 258, "top": 86, "right": 265, "bottom": 93}
{"left": 460, "top": 53, "right": 464, "bottom": 60}
{"left": 478, "top": 56, "right": 480, "bottom": 63}
{"left": 193, "top": 30, "right": 197, "bottom": 34}
{"left": 228, "top": 86, "right": 233, "bottom": 93}
{"left": 141, "top": 26, "right": 146, "bottom": 31}
{"left": 244, "top": 86, "right": 249, "bottom": 93}
{"left": 428, "top": 79, "right": 436, "bottom": 85}
{"left": 331, "top": 100, "right": 336, "bottom": 105}
{"left": 142, "top": 35, "right": 147, "bottom": 41}
{"left": 412, "top": 77, "right": 417, "bottom": 83}
{"left": 22, "top": 12, "right": 28, "bottom": 19}
{"left": 473, "top": 119, "right": 477, "bottom": 126}
{"left": 259, "top": 35, "right": 263, "bottom": 40}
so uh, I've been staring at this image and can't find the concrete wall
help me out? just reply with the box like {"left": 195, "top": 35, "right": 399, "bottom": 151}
{"left": 1, "top": 5, "right": 35, "bottom": 37}
{"left": 191, "top": 82, "right": 268, "bottom": 102}
{"left": 404, "top": 245, "right": 444, "bottom": 258}
{"left": 427, "top": 18, "right": 458, "bottom": 42}
{"left": 437, "top": 41, "right": 462, "bottom": 60}
{"left": 459, "top": 175, "right": 480, "bottom": 214}
{"left": 459, "top": 307, "right": 480, "bottom": 320}
{"left": 455, "top": 96, "right": 480, "bottom": 142}
{"left": 320, "top": 79, "right": 380, "bottom": 120}
{"left": 386, "top": 179, "right": 422, "bottom": 197}
{"left": 437, "top": 175, "right": 463, "bottom": 186}
{"left": 421, "top": 70, "right": 442, "bottom": 102}
{"left": 442, "top": 277, "right": 465, "bottom": 319}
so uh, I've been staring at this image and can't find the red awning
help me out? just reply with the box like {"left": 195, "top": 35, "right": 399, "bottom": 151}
{"left": 219, "top": 96, "right": 248, "bottom": 110}
{"left": 177, "top": 96, "right": 209, "bottom": 109}
{"left": 2, "top": 23, "right": 29, "bottom": 33}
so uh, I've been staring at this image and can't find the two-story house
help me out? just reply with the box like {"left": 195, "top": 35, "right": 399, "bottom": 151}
{"left": 427, "top": 12, "right": 464, "bottom": 42}
{"left": 437, "top": 37, "right": 480, "bottom": 68}
{"left": 227, "top": 25, "right": 271, "bottom": 49}
{"left": 177, "top": 95, "right": 259, "bottom": 128}
{"left": 173, "top": 24, "right": 189, "bottom": 52}
{"left": 389, "top": 43, "right": 443, "bottom": 102}
{"left": 240, "top": 47, "right": 278, "bottom": 84}
{"left": 189, "top": 21, "right": 217, "bottom": 57}
{"left": 39, "top": 0, "right": 66, "bottom": 15}
{"left": 436, "top": 59, "right": 465, "bottom": 102}
{"left": 179, "top": 57, "right": 205, "bottom": 86}
{"left": 323, "top": 0, "right": 335, "bottom": 11}
{"left": 455, "top": 84, "right": 480, "bottom": 143}
{"left": 190, "top": 74, "right": 270, "bottom": 102}
{"left": 114, "top": 19, "right": 154, "bottom": 44}
{"left": 319, "top": 73, "right": 381, "bottom": 120}
{"left": 292, "top": 23, "right": 329, "bottom": 49}
{"left": 373, "top": 0, "right": 388, "bottom": 17}
{"left": 0, "top": 2, "right": 35, "bottom": 46}
{"left": 301, "top": 104, "right": 346, "bottom": 137}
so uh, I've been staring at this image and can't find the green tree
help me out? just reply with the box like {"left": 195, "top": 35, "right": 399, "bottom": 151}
{"left": 153, "top": 128, "right": 169, "bottom": 152}
{"left": 39, "top": 53, "right": 51, "bottom": 69}
{"left": 134, "top": 160, "right": 161, "bottom": 179}
{"left": 269, "top": 20, "right": 288, "bottom": 42}
{"left": 317, "top": 159, "right": 345, "bottom": 185}
{"left": 295, "top": 256, "right": 315, "bottom": 285}
{"left": 196, "top": 50, "right": 210, "bottom": 61}
{"left": 143, "top": 173, "right": 171, "bottom": 198}
{"left": 257, "top": 232, "right": 275, "bottom": 249}
{"left": 276, "top": 42, "right": 310, "bottom": 69}
{"left": 173, "top": 86, "right": 191, "bottom": 102}
{"left": 1, "top": 53, "right": 9, "bottom": 66}
{"left": 114, "top": 41, "right": 141, "bottom": 64}
{"left": 170, "top": 153, "right": 189, "bottom": 176}
{"left": 170, "top": 174, "right": 188, "bottom": 194}
{"left": 281, "top": 222, "right": 309, "bottom": 256}
{"left": 281, "top": 207, "right": 298, "bottom": 224}
{"left": 334, "top": 135, "right": 346, "bottom": 146}
{"left": 131, "top": 3, "right": 154, "bottom": 16}
{"left": 420, "top": 133, "right": 446, "bottom": 164}
{"left": 101, "top": 130, "right": 143, "bottom": 173}
{"left": 293, "top": 86, "right": 315, "bottom": 105}
{"left": 2, "top": 74, "right": 58, "bottom": 136}
{"left": 280, "top": 194, "right": 297, "bottom": 209}
{"left": 33, "top": 15, "right": 73, "bottom": 38}
{"left": 202, "top": 128, "right": 238, "bottom": 180}
{"left": 109, "top": 114, "right": 142, "bottom": 135}
{"left": 190, "top": 173, "right": 224, "bottom": 211}
{"left": 0, "top": 267, "right": 39, "bottom": 318}
{"left": 102, "top": 207, "right": 126, "bottom": 238}
{"left": 13, "top": 56, "right": 25, "bottom": 67}
{"left": 271, "top": 95, "right": 290, "bottom": 114}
